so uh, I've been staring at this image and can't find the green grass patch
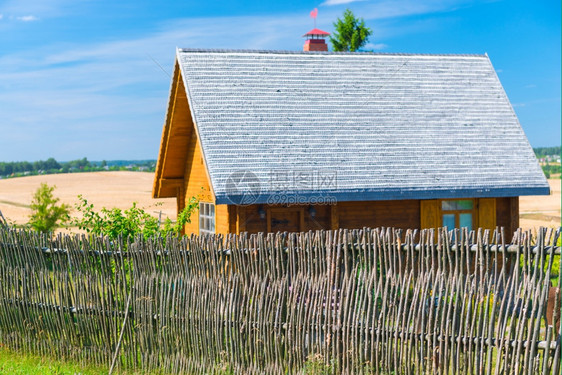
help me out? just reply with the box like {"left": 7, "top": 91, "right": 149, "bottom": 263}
{"left": 0, "top": 347, "right": 108, "bottom": 374}
{"left": 0, "top": 346, "right": 170, "bottom": 375}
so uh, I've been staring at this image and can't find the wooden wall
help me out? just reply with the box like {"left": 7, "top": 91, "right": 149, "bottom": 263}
{"left": 496, "top": 197, "right": 519, "bottom": 240}
{"left": 153, "top": 64, "right": 195, "bottom": 199}
{"left": 227, "top": 198, "right": 518, "bottom": 236}
{"left": 234, "top": 204, "right": 332, "bottom": 234}
{"left": 231, "top": 200, "right": 420, "bottom": 235}
{"left": 337, "top": 200, "right": 420, "bottom": 231}
{"left": 179, "top": 128, "right": 230, "bottom": 236}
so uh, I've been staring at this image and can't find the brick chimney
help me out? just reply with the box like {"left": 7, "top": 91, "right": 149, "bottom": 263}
{"left": 303, "top": 28, "right": 330, "bottom": 52}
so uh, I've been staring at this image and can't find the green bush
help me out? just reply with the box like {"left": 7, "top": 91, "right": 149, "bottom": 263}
{"left": 72, "top": 195, "right": 198, "bottom": 240}
{"left": 27, "top": 183, "right": 70, "bottom": 233}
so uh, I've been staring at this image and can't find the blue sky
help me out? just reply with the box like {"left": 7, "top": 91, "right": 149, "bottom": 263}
{"left": 0, "top": 0, "right": 560, "bottom": 162}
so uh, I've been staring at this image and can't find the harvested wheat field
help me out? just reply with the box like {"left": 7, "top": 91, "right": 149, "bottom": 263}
{"left": 0, "top": 172, "right": 176, "bottom": 233}
{"left": 0, "top": 172, "right": 559, "bottom": 233}
{"left": 519, "top": 178, "right": 561, "bottom": 231}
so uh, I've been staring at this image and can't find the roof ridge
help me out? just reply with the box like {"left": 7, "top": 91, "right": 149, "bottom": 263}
{"left": 176, "top": 48, "right": 487, "bottom": 58}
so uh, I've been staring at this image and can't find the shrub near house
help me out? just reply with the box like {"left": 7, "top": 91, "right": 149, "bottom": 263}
{"left": 72, "top": 195, "right": 198, "bottom": 240}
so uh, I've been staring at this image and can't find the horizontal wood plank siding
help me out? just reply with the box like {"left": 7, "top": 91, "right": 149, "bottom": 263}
{"left": 182, "top": 130, "right": 214, "bottom": 236}
{"left": 496, "top": 197, "right": 519, "bottom": 239}
{"left": 154, "top": 65, "right": 194, "bottom": 198}
{"left": 202, "top": 197, "right": 517, "bottom": 236}
{"left": 228, "top": 206, "right": 237, "bottom": 234}
{"left": 338, "top": 200, "right": 420, "bottom": 230}
{"left": 305, "top": 205, "right": 331, "bottom": 231}
{"left": 241, "top": 205, "right": 265, "bottom": 234}
{"left": 235, "top": 204, "right": 332, "bottom": 234}
{"left": 215, "top": 205, "right": 229, "bottom": 235}
{"left": 496, "top": 197, "right": 511, "bottom": 233}
{"left": 510, "top": 197, "right": 519, "bottom": 235}
{"left": 236, "top": 201, "right": 420, "bottom": 234}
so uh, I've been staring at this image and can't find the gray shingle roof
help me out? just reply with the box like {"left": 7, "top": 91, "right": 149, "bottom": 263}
{"left": 176, "top": 48, "right": 549, "bottom": 205}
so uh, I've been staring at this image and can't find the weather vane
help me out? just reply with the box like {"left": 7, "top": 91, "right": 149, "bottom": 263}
{"left": 310, "top": 8, "right": 318, "bottom": 29}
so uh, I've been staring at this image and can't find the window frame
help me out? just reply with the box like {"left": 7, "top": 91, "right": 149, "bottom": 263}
{"left": 440, "top": 198, "right": 477, "bottom": 230}
{"left": 199, "top": 202, "right": 215, "bottom": 236}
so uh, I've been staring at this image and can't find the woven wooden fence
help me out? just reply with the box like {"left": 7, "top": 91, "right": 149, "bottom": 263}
{"left": 0, "top": 226, "right": 559, "bottom": 374}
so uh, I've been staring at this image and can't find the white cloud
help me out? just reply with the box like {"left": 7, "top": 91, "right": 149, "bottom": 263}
{"left": 0, "top": 0, "right": 79, "bottom": 18}
{"left": 16, "top": 15, "right": 38, "bottom": 22}
{"left": 321, "top": 0, "right": 365, "bottom": 6}
{"left": 0, "top": 1, "right": 482, "bottom": 160}
{"left": 0, "top": 14, "right": 315, "bottom": 160}
{"left": 364, "top": 42, "right": 388, "bottom": 50}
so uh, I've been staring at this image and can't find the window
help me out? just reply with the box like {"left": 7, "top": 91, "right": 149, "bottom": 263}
{"left": 441, "top": 199, "right": 474, "bottom": 230}
{"left": 421, "top": 198, "right": 496, "bottom": 231}
{"left": 199, "top": 202, "right": 215, "bottom": 235}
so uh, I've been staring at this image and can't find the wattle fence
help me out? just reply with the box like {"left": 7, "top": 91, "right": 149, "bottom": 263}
{"left": 0, "top": 226, "right": 560, "bottom": 374}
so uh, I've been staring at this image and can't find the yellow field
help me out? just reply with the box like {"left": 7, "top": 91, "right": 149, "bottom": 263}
{"left": 519, "top": 178, "right": 561, "bottom": 231}
{"left": 0, "top": 172, "right": 559, "bottom": 233}
{"left": 0, "top": 171, "right": 176, "bottom": 234}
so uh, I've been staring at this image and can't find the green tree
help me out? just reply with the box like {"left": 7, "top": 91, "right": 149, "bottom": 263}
{"left": 28, "top": 183, "right": 70, "bottom": 233}
{"left": 330, "top": 9, "right": 372, "bottom": 52}
{"left": 44, "top": 157, "right": 61, "bottom": 170}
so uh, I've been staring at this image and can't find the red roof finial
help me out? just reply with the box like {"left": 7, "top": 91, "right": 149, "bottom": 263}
{"left": 303, "top": 8, "right": 330, "bottom": 51}
{"left": 304, "top": 8, "right": 329, "bottom": 39}
{"left": 303, "top": 28, "right": 331, "bottom": 38}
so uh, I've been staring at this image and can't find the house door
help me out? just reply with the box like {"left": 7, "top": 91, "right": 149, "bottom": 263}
{"left": 267, "top": 207, "right": 305, "bottom": 233}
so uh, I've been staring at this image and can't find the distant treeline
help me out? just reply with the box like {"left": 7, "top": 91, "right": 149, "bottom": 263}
{"left": 533, "top": 147, "right": 560, "bottom": 178}
{"left": 1, "top": 148, "right": 559, "bottom": 180}
{"left": 533, "top": 146, "right": 560, "bottom": 158}
{"left": 541, "top": 164, "right": 560, "bottom": 178}
{"left": 0, "top": 157, "right": 156, "bottom": 179}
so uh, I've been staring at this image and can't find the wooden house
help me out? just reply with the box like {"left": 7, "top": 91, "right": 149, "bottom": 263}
{"left": 153, "top": 47, "right": 549, "bottom": 236}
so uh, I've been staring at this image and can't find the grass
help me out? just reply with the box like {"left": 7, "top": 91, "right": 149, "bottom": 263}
{"left": 0, "top": 347, "right": 163, "bottom": 375}
{"left": 302, "top": 354, "right": 335, "bottom": 375}
{"left": 0, "top": 347, "right": 109, "bottom": 375}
